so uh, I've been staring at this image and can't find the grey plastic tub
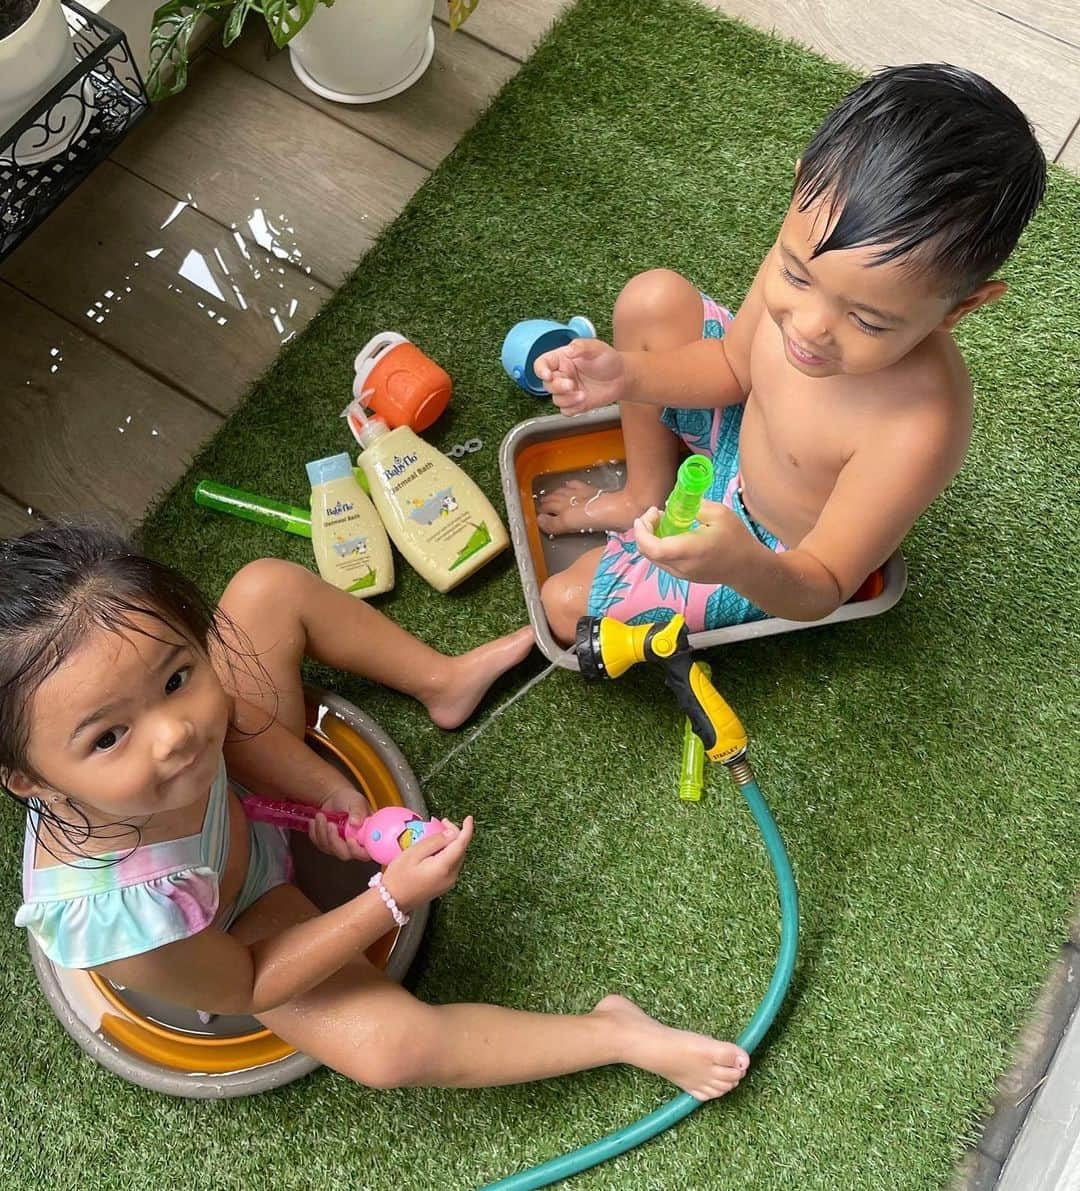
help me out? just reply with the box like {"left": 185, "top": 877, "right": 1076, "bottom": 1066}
{"left": 499, "top": 407, "right": 907, "bottom": 671}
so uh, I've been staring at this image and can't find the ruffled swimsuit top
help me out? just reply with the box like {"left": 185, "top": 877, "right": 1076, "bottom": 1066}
{"left": 15, "top": 757, "right": 230, "bottom": 969}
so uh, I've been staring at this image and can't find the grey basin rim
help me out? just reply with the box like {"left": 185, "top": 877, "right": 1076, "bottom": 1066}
{"left": 499, "top": 407, "right": 907, "bottom": 671}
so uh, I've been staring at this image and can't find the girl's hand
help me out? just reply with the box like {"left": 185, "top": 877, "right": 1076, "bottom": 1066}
{"left": 533, "top": 339, "right": 625, "bottom": 416}
{"left": 634, "top": 500, "right": 753, "bottom": 586}
{"left": 381, "top": 817, "right": 474, "bottom": 913}
{"left": 310, "top": 786, "right": 372, "bottom": 862}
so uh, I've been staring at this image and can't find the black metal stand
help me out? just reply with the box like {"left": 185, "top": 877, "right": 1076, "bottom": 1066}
{"left": 1, "top": 0, "right": 150, "bottom": 262}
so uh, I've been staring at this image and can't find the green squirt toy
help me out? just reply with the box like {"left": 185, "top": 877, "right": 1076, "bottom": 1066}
{"left": 656, "top": 453, "right": 714, "bottom": 537}
{"left": 678, "top": 662, "right": 711, "bottom": 801}
{"left": 655, "top": 453, "right": 715, "bottom": 798}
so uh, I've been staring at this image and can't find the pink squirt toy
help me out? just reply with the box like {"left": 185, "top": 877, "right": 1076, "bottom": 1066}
{"left": 240, "top": 793, "right": 445, "bottom": 864}
{"left": 356, "top": 805, "right": 446, "bottom": 863}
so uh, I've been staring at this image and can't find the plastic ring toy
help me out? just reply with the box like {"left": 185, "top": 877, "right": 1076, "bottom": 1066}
{"left": 27, "top": 686, "right": 430, "bottom": 1099}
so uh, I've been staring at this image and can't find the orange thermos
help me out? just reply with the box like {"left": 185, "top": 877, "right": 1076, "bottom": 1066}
{"left": 351, "top": 332, "right": 451, "bottom": 433}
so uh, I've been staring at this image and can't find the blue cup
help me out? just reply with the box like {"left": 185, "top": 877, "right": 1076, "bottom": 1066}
{"left": 501, "top": 315, "right": 596, "bottom": 397}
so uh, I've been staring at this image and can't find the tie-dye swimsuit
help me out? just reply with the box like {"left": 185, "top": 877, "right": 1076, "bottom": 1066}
{"left": 15, "top": 757, "right": 292, "bottom": 969}
{"left": 587, "top": 294, "right": 788, "bottom": 632}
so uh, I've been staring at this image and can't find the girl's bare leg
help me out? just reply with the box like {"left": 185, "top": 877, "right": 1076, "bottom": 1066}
{"left": 537, "top": 269, "right": 702, "bottom": 536}
{"left": 216, "top": 561, "right": 534, "bottom": 736}
{"left": 232, "top": 883, "right": 749, "bottom": 1098}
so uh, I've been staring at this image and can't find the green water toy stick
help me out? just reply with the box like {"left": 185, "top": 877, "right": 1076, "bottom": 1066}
{"left": 677, "top": 662, "right": 710, "bottom": 801}
{"left": 194, "top": 481, "right": 313, "bottom": 538}
{"left": 656, "top": 454, "right": 714, "bottom": 537}
{"left": 195, "top": 469, "right": 373, "bottom": 539}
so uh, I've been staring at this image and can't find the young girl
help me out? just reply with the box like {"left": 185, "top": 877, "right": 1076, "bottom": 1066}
{"left": 4, "top": 526, "right": 748, "bottom": 1097}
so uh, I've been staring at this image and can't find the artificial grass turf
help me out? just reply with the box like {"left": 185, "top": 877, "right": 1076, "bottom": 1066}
{"left": 3, "top": 0, "right": 1079, "bottom": 1185}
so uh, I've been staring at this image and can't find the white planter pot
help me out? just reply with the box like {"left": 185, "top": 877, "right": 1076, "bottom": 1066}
{"left": 289, "top": 0, "right": 436, "bottom": 105}
{"left": 0, "top": 0, "right": 93, "bottom": 164}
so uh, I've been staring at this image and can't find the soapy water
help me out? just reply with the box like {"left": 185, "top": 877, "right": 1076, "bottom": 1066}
{"left": 530, "top": 459, "right": 628, "bottom": 574}
{"left": 532, "top": 460, "right": 627, "bottom": 535}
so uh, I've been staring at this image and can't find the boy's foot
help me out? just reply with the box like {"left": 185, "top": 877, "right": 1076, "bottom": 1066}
{"left": 591, "top": 994, "right": 749, "bottom": 1101}
{"left": 424, "top": 626, "right": 535, "bottom": 729}
{"left": 536, "top": 481, "right": 643, "bottom": 535}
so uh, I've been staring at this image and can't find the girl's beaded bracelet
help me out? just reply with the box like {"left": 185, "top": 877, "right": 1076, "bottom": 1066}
{"left": 369, "top": 872, "right": 409, "bottom": 927}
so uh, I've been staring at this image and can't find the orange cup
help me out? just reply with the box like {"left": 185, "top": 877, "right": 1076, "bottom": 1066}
{"left": 352, "top": 332, "right": 452, "bottom": 433}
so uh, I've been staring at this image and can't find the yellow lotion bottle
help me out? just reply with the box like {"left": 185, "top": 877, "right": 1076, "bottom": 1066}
{"left": 344, "top": 401, "right": 508, "bottom": 593}
{"left": 307, "top": 452, "right": 394, "bottom": 597}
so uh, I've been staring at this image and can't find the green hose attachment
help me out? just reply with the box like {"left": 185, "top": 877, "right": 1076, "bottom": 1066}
{"left": 483, "top": 769, "right": 798, "bottom": 1190}
{"left": 657, "top": 454, "right": 714, "bottom": 537}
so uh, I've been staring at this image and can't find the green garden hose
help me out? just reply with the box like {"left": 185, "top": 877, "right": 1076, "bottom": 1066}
{"left": 483, "top": 763, "right": 799, "bottom": 1190}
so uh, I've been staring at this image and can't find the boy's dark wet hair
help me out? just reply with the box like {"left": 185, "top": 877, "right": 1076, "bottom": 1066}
{"left": 795, "top": 64, "right": 1047, "bottom": 300}
{"left": 0, "top": 525, "right": 260, "bottom": 863}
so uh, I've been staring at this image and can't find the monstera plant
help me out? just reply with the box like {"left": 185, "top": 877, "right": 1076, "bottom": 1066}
{"left": 148, "top": 0, "right": 316, "bottom": 99}
{"left": 148, "top": 0, "right": 481, "bottom": 102}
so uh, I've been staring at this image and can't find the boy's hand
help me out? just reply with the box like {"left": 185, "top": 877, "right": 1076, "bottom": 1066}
{"left": 310, "top": 786, "right": 372, "bottom": 863}
{"left": 381, "top": 817, "right": 474, "bottom": 913}
{"left": 533, "top": 338, "right": 625, "bottom": 415}
{"left": 634, "top": 501, "right": 753, "bottom": 585}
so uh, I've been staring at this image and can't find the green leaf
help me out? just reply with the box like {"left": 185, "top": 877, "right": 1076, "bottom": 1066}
{"left": 147, "top": 0, "right": 229, "bottom": 100}
{"left": 222, "top": 0, "right": 254, "bottom": 46}
{"left": 448, "top": 0, "right": 480, "bottom": 32}
{"left": 260, "top": 0, "right": 319, "bottom": 49}
{"left": 148, "top": 0, "right": 326, "bottom": 98}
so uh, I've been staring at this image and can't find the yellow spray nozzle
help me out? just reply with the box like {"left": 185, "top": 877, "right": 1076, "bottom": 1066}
{"left": 575, "top": 617, "right": 652, "bottom": 679}
{"left": 686, "top": 661, "right": 748, "bottom": 763}
{"left": 574, "top": 614, "right": 748, "bottom": 764}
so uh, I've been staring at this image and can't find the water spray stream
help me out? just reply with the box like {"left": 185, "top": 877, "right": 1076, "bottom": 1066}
{"left": 421, "top": 645, "right": 577, "bottom": 788}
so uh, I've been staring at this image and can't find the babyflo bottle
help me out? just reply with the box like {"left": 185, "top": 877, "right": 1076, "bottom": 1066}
{"left": 343, "top": 401, "right": 508, "bottom": 593}
{"left": 307, "top": 453, "right": 394, "bottom": 597}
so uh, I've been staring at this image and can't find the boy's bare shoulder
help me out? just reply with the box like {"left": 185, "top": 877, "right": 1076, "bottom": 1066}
{"left": 864, "top": 329, "right": 972, "bottom": 477}
{"left": 798, "top": 331, "right": 975, "bottom": 600}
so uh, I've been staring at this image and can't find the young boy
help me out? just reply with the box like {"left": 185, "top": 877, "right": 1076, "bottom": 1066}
{"left": 535, "top": 64, "right": 1046, "bottom": 643}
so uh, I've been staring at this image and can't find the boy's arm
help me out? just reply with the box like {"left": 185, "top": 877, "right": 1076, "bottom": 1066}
{"left": 636, "top": 412, "right": 965, "bottom": 620}
{"left": 622, "top": 258, "right": 768, "bottom": 408}
{"left": 538, "top": 259, "right": 768, "bottom": 415}
{"left": 789, "top": 421, "right": 965, "bottom": 610}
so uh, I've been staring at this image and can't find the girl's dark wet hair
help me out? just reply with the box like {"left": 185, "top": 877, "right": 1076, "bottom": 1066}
{"left": 796, "top": 64, "right": 1047, "bottom": 300}
{"left": 0, "top": 524, "right": 258, "bottom": 863}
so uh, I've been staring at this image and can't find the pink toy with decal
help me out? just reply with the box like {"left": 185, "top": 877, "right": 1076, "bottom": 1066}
{"left": 356, "top": 805, "right": 446, "bottom": 864}
{"left": 240, "top": 793, "right": 445, "bottom": 864}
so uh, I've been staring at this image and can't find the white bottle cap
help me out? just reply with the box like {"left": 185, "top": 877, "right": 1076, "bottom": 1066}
{"left": 341, "top": 397, "right": 389, "bottom": 450}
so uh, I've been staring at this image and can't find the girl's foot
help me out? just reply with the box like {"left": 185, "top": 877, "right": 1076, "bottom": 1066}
{"left": 592, "top": 994, "right": 749, "bottom": 1101}
{"left": 536, "top": 481, "right": 644, "bottom": 535}
{"left": 424, "top": 626, "right": 535, "bottom": 729}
